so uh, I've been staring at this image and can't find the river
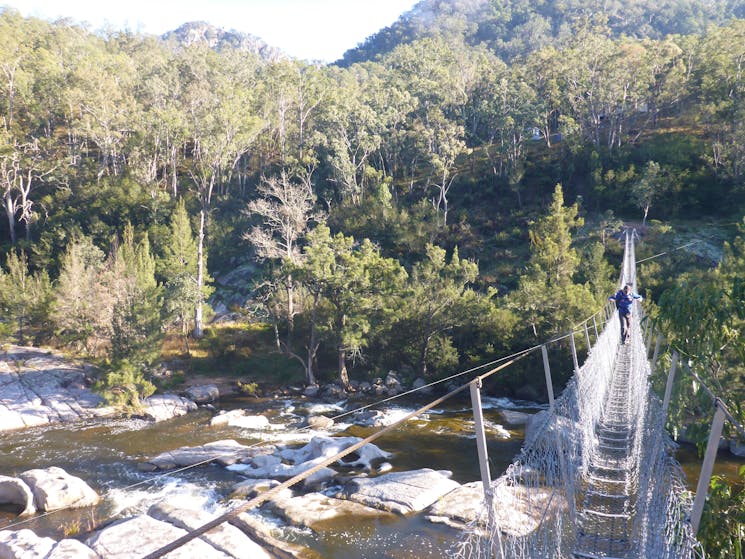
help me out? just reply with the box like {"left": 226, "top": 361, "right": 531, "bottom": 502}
{"left": 0, "top": 394, "right": 742, "bottom": 558}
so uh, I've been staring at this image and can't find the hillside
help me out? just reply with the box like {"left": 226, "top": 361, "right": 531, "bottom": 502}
{"left": 339, "top": 0, "right": 745, "bottom": 65}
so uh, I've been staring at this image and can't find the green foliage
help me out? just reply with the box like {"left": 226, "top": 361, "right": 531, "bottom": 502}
{"left": 95, "top": 360, "right": 156, "bottom": 409}
{"left": 698, "top": 467, "right": 745, "bottom": 559}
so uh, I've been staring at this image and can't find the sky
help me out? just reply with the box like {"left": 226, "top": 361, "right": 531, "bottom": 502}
{"left": 4, "top": 0, "right": 421, "bottom": 62}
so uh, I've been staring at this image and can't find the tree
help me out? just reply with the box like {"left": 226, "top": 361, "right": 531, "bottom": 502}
{"left": 296, "top": 224, "right": 406, "bottom": 388}
{"left": 244, "top": 170, "right": 320, "bottom": 376}
{"left": 512, "top": 184, "right": 594, "bottom": 338}
{"left": 52, "top": 237, "right": 113, "bottom": 355}
{"left": 180, "top": 45, "right": 263, "bottom": 337}
{"left": 400, "top": 244, "right": 479, "bottom": 377}
{"left": 160, "top": 199, "right": 202, "bottom": 354}
{"left": 110, "top": 224, "right": 163, "bottom": 364}
{"left": 0, "top": 250, "right": 51, "bottom": 344}
{"left": 632, "top": 160, "right": 662, "bottom": 225}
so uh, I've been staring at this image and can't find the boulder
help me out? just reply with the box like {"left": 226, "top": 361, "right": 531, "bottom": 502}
{"left": 230, "top": 479, "right": 280, "bottom": 500}
{"left": 338, "top": 468, "right": 461, "bottom": 514}
{"left": 186, "top": 384, "right": 219, "bottom": 404}
{"left": 0, "top": 475, "right": 35, "bottom": 515}
{"left": 141, "top": 440, "right": 274, "bottom": 471}
{"left": 47, "top": 539, "right": 100, "bottom": 558}
{"left": 210, "top": 409, "right": 247, "bottom": 427}
{"left": 141, "top": 394, "right": 198, "bottom": 422}
{"left": 148, "top": 502, "right": 271, "bottom": 559}
{"left": 19, "top": 467, "right": 99, "bottom": 512}
{"left": 306, "top": 416, "right": 334, "bottom": 430}
{"left": 500, "top": 410, "right": 533, "bottom": 425}
{"left": 303, "top": 385, "right": 320, "bottom": 398}
{"left": 86, "top": 514, "right": 232, "bottom": 559}
{"left": 0, "top": 529, "right": 55, "bottom": 559}
{"left": 731, "top": 438, "right": 745, "bottom": 457}
{"left": 268, "top": 490, "right": 395, "bottom": 530}
{"left": 412, "top": 377, "right": 433, "bottom": 395}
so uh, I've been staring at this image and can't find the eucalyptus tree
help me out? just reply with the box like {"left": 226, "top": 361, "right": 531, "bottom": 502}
{"left": 0, "top": 130, "right": 56, "bottom": 244}
{"left": 64, "top": 33, "right": 138, "bottom": 179}
{"left": 126, "top": 35, "right": 187, "bottom": 199}
{"left": 382, "top": 37, "right": 470, "bottom": 222}
{"left": 244, "top": 170, "right": 320, "bottom": 373}
{"left": 693, "top": 20, "right": 745, "bottom": 181}
{"left": 179, "top": 44, "right": 264, "bottom": 337}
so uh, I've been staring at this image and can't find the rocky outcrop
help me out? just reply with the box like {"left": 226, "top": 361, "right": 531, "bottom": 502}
{"left": 337, "top": 468, "right": 461, "bottom": 514}
{"left": 19, "top": 467, "right": 99, "bottom": 512}
{"left": 0, "top": 475, "right": 35, "bottom": 515}
{"left": 140, "top": 394, "right": 198, "bottom": 422}
{"left": 140, "top": 440, "right": 275, "bottom": 471}
{"left": 0, "top": 346, "right": 115, "bottom": 432}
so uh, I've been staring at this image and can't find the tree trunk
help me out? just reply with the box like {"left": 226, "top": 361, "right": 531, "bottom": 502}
{"left": 193, "top": 207, "right": 205, "bottom": 338}
{"left": 338, "top": 348, "right": 351, "bottom": 390}
{"left": 3, "top": 192, "right": 17, "bottom": 245}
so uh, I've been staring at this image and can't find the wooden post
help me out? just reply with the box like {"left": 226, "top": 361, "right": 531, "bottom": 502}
{"left": 592, "top": 315, "right": 599, "bottom": 341}
{"left": 542, "top": 345, "right": 554, "bottom": 407}
{"left": 691, "top": 402, "right": 726, "bottom": 534}
{"left": 661, "top": 351, "right": 679, "bottom": 420}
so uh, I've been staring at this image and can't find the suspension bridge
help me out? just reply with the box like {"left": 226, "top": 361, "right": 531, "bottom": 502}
{"left": 452, "top": 230, "right": 708, "bottom": 559}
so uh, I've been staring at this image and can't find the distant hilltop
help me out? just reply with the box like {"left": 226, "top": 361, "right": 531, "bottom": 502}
{"left": 161, "top": 21, "right": 286, "bottom": 61}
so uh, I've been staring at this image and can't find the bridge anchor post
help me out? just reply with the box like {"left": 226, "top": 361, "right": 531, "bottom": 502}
{"left": 691, "top": 401, "right": 726, "bottom": 534}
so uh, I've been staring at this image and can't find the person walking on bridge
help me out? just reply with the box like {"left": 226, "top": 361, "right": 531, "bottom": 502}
{"left": 609, "top": 284, "right": 643, "bottom": 344}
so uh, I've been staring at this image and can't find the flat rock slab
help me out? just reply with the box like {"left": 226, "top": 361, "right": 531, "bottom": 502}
{"left": 338, "top": 468, "right": 461, "bottom": 514}
{"left": 86, "top": 514, "right": 232, "bottom": 559}
{"left": 267, "top": 490, "right": 395, "bottom": 530}
{"left": 47, "top": 538, "right": 101, "bottom": 558}
{"left": 141, "top": 440, "right": 275, "bottom": 471}
{"left": 426, "top": 481, "right": 484, "bottom": 529}
{"left": 148, "top": 502, "right": 271, "bottom": 559}
{"left": 0, "top": 346, "right": 114, "bottom": 432}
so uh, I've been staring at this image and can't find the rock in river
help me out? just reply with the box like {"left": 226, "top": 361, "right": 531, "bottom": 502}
{"left": 19, "top": 466, "right": 99, "bottom": 512}
{"left": 337, "top": 468, "right": 461, "bottom": 514}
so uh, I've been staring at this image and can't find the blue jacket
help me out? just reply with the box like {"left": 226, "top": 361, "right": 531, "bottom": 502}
{"left": 610, "top": 289, "right": 643, "bottom": 315}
